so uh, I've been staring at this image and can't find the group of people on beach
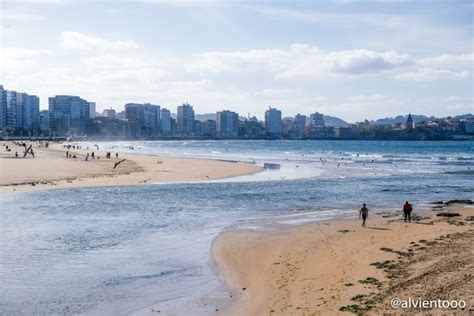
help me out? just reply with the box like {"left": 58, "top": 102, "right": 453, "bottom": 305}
{"left": 359, "top": 201, "right": 413, "bottom": 227}
{"left": 4, "top": 142, "right": 35, "bottom": 159}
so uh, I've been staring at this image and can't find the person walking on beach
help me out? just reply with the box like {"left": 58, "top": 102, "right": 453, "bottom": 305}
{"left": 403, "top": 201, "right": 413, "bottom": 223}
{"left": 359, "top": 204, "right": 369, "bottom": 227}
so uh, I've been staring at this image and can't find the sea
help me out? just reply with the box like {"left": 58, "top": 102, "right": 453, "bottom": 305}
{"left": 1, "top": 140, "right": 473, "bottom": 315}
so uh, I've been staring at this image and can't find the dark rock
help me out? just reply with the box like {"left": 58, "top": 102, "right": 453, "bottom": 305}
{"left": 447, "top": 220, "right": 466, "bottom": 226}
{"left": 339, "top": 304, "right": 368, "bottom": 314}
{"left": 446, "top": 199, "right": 472, "bottom": 205}
{"left": 351, "top": 294, "right": 366, "bottom": 302}
{"left": 436, "top": 212, "right": 461, "bottom": 217}
{"left": 430, "top": 201, "right": 444, "bottom": 205}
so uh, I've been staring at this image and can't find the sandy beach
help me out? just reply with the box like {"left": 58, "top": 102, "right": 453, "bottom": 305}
{"left": 0, "top": 141, "right": 263, "bottom": 196}
{"left": 213, "top": 203, "right": 474, "bottom": 315}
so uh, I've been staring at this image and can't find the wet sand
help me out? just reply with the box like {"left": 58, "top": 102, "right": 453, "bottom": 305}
{"left": 213, "top": 204, "right": 474, "bottom": 315}
{"left": 0, "top": 141, "right": 263, "bottom": 196}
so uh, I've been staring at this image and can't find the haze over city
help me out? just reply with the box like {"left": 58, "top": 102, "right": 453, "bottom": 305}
{"left": 1, "top": 0, "right": 472, "bottom": 122}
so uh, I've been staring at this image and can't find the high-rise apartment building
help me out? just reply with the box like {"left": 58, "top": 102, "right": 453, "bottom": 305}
{"left": 265, "top": 106, "right": 283, "bottom": 137}
{"left": 0, "top": 86, "right": 40, "bottom": 132}
{"left": 39, "top": 110, "right": 51, "bottom": 131}
{"left": 310, "top": 112, "right": 325, "bottom": 127}
{"left": 6, "top": 91, "right": 21, "bottom": 129}
{"left": 177, "top": 103, "right": 195, "bottom": 135}
{"left": 0, "top": 86, "right": 7, "bottom": 129}
{"left": 291, "top": 114, "right": 306, "bottom": 138}
{"left": 216, "top": 110, "right": 239, "bottom": 137}
{"left": 49, "top": 95, "right": 91, "bottom": 134}
{"left": 125, "top": 103, "right": 160, "bottom": 137}
{"left": 160, "top": 108, "right": 171, "bottom": 136}
{"left": 22, "top": 94, "right": 40, "bottom": 130}
{"left": 89, "top": 102, "right": 97, "bottom": 118}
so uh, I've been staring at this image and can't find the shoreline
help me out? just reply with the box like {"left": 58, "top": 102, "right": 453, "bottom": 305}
{"left": 0, "top": 141, "right": 263, "bottom": 197}
{"left": 212, "top": 203, "right": 474, "bottom": 315}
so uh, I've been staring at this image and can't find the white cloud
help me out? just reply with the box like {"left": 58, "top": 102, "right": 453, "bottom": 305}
{"left": 1, "top": 47, "right": 52, "bottom": 59}
{"left": 0, "top": 48, "right": 53, "bottom": 78}
{"left": 0, "top": 10, "right": 45, "bottom": 21}
{"left": 418, "top": 54, "right": 473, "bottom": 70}
{"left": 59, "top": 32, "right": 139, "bottom": 50}
{"left": 394, "top": 53, "right": 473, "bottom": 81}
{"left": 187, "top": 44, "right": 412, "bottom": 79}
{"left": 2, "top": 40, "right": 472, "bottom": 120}
{"left": 186, "top": 48, "right": 289, "bottom": 74}
{"left": 278, "top": 48, "right": 412, "bottom": 78}
{"left": 396, "top": 68, "right": 470, "bottom": 81}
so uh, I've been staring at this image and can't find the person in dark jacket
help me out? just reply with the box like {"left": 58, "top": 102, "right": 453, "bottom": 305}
{"left": 403, "top": 201, "right": 413, "bottom": 222}
{"left": 359, "top": 204, "right": 369, "bottom": 227}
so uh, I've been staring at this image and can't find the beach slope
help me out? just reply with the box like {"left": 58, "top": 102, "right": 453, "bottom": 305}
{"left": 213, "top": 204, "right": 474, "bottom": 315}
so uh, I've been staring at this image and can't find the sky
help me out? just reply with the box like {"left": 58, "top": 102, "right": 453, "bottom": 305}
{"left": 0, "top": 0, "right": 473, "bottom": 122}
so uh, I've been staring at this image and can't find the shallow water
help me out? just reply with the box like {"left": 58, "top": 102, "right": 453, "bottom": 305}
{"left": 1, "top": 140, "right": 473, "bottom": 314}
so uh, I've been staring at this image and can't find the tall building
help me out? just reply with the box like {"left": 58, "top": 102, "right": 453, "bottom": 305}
{"left": 144, "top": 103, "right": 161, "bottom": 135}
{"left": 310, "top": 112, "right": 325, "bottom": 127}
{"left": 177, "top": 103, "right": 195, "bottom": 135}
{"left": 0, "top": 85, "right": 7, "bottom": 129}
{"left": 49, "top": 95, "right": 91, "bottom": 134}
{"left": 0, "top": 87, "right": 40, "bottom": 132}
{"left": 202, "top": 119, "right": 216, "bottom": 137}
{"left": 6, "top": 91, "right": 21, "bottom": 129}
{"left": 39, "top": 110, "right": 51, "bottom": 131}
{"left": 124, "top": 103, "right": 160, "bottom": 137}
{"left": 22, "top": 94, "right": 40, "bottom": 130}
{"left": 160, "top": 108, "right": 171, "bottom": 136}
{"left": 89, "top": 102, "right": 97, "bottom": 118}
{"left": 216, "top": 110, "right": 239, "bottom": 137}
{"left": 292, "top": 114, "right": 306, "bottom": 138}
{"left": 265, "top": 106, "right": 283, "bottom": 137}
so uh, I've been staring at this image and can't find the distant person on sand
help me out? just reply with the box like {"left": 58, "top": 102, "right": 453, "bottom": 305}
{"left": 403, "top": 201, "right": 413, "bottom": 223}
{"left": 359, "top": 204, "right": 369, "bottom": 227}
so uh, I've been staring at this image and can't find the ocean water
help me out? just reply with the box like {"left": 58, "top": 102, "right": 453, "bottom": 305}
{"left": 1, "top": 140, "right": 473, "bottom": 314}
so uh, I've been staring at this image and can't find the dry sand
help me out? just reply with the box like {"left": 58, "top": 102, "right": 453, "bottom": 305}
{"left": 0, "top": 141, "right": 263, "bottom": 196}
{"left": 213, "top": 204, "right": 474, "bottom": 315}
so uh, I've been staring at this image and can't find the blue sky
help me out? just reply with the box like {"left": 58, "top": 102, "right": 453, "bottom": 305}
{"left": 1, "top": 0, "right": 473, "bottom": 122}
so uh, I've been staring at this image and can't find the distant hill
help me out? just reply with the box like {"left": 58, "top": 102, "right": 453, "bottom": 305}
{"left": 453, "top": 113, "right": 473, "bottom": 120}
{"left": 372, "top": 114, "right": 433, "bottom": 125}
{"left": 371, "top": 113, "right": 472, "bottom": 125}
{"left": 323, "top": 115, "right": 350, "bottom": 127}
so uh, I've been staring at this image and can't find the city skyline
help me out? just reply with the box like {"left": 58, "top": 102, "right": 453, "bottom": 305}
{"left": 1, "top": 1, "right": 473, "bottom": 122}
{"left": 2, "top": 84, "right": 473, "bottom": 140}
